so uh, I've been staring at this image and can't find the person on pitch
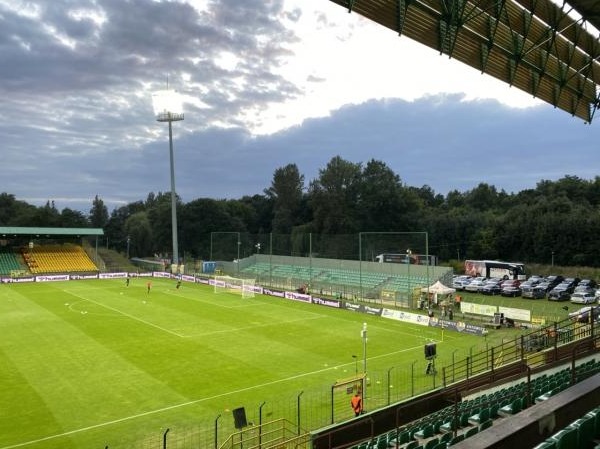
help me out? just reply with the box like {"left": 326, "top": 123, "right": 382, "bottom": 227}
{"left": 351, "top": 391, "right": 363, "bottom": 417}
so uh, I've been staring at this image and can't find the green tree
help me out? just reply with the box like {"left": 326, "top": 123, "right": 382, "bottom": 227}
{"left": 357, "top": 159, "right": 406, "bottom": 231}
{"left": 60, "top": 208, "right": 89, "bottom": 228}
{"left": 146, "top": 192, "right": 179, "bottom": 257}
{"left": 309, "top": 156, "right": 361, "bottom": 235}
{"left": 124, "top": 212, "right": 153, "bottom": 258}
{"left": 105, "top": 201, "right": 146, "bottom": 254}
{"left": 0, "top": 193, "right": 36, "bottom": 226}
{"left": 89, "top": 195, "right": 109, "bottom": 228}
{"left": 265, "top": 164, "right": 305, "bottom": 233}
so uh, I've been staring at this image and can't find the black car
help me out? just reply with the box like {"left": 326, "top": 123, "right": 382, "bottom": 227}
{"left": 481, "top": 280, "right": 503, "bottom": 295}
{"left": 522, "top": 285, "right": 546, "bottom": 299}
{"left": 543, "top": 275, "right": 565, "bottom": 290}
{"left": 547, "top": 287, "right": 571, "bottom": 301}
{"left": 577, "top": 279, "right": 597, "bottom": 289}
{"left": 501, "top": 285, "right": 522, "bottom": 297}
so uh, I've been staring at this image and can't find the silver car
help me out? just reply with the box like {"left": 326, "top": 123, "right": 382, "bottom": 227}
{"left": 570, "top": 291, "right": 596, "bottom": 304}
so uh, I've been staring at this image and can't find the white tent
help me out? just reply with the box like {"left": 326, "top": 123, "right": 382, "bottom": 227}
{"left": 421, "top": 280, "right": 455, "bottom": 295}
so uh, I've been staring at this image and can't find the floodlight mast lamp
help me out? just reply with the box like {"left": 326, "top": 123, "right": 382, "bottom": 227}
{"left": 152, "top": 89, "right": 184, "bottom": 270}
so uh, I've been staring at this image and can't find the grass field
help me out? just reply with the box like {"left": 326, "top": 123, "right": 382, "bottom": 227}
{"left": 1, "top": 278, "right": 557, "bottom": 449}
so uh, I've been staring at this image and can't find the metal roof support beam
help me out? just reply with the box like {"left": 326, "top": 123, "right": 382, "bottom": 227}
{"left": 438, "top": 0, "right": 468, "bottom": 56}
{"left": 327, "top": 0, "right": 600, "bottom": 121}
{"left": 397, "top": 0, "right": 413, "bottom": 35}
{"left": 552, "top": 61, "right": 569, "bottom": 108}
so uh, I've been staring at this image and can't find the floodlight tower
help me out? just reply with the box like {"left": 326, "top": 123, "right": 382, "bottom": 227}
{"left": 152, "top": 88, "right": 184, "bottom": 272}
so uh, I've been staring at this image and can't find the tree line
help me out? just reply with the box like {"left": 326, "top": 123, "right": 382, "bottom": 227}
{"left": 1, "top": 156, "right": 599, "bottom": 267}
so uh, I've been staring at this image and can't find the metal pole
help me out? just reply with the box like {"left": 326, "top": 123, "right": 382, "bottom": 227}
{"left": 411, "top": 360, "right": 417, "bottom": 396}
{"left": 237, "top": 232, "right": 241, "bottom": 275}
{"left": 352, "top": 354, "right": 357, "bottom": 375}
{"left": 259, "top": 401, "right": 266, "bottom": 449}
{"left": 407, "top": 249, "right": 411, "bottom": 306}
{"left": 359, "top": 232, "right": 363, "bottom": 301}
{"left": 361, "top": 322, "right": 367, "bottom": 409}
{"left": 452, "top": 349, "right": 458, "bottom": 383}
{"left": 361, "top": 323, "right": 367, "bottom": 374}
{"left": 168, "top": 119, "right": 179, "bottom": 270}
{"left": 163, "top": 428, "right": 170, "bottom": 449}
{"left": 309, "top": 233, "right": 312, "bottom": 288}
{"left": 269, "top": 233, "right": 273, "bottom": 287}
{"left": 425, "top": 233, "right": 430, "bottom": 305}
{"left": 214, "top": 414, "right": 221, "bottom": 449}
{"left": 387, "top": 366, "right": 395, "bottom": 405}
{"left": 297, "top": 391, "right": 304, "bottom": 435}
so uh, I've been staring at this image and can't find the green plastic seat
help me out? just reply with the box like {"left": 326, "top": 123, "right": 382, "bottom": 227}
{"left": 569, "top": 415, "right": 595, "bottom": 448}
{"left": 547, "top": 427, "right": 578, "bottom": 449}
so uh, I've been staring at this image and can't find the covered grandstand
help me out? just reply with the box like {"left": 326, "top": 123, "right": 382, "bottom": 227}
{"left": 0, "top": 227, "right": 104, "bottom": 277}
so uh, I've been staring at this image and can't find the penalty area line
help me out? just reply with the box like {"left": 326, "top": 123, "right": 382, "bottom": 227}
{"left": 65, "top": 290, "right": 187, "bottom": 338}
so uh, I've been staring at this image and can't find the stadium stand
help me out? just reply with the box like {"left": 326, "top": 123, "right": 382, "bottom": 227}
{"left": 0, "top": 247, "right": 23, "bottom": 275}
{"left": 22, "top": 244, "right": 98, "bottom": 273}
{"left": 241, "top": 262, "right": 430, "bottom": 292}
{"left": 333, "top": 357, "right": 600, "bottom": 449}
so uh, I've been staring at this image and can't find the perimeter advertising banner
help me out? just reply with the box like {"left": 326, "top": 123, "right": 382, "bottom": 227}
{"left": 460, "top": 301, "right": 498, "bottom": 317}
{"left": 36, "top": 274, "right": 70, "bottom": 282}
{"left": 499, "top": 306, "right": 531, "bottom": 322}
{"left": 428, "top": 317, "right": 487, "bottom": 336}
{"left": 381, "top": 309, "right": 431, "bottom": 326}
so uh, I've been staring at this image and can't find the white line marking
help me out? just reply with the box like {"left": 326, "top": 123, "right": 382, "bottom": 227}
{"left": 0, "top": 344, "right": 423, "bottom": 449}
{"left": 65, "top": 291, "right": 186, "bottom": 338}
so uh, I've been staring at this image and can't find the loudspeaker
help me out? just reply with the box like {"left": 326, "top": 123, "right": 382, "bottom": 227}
{"left": 233, "top": 407, "right": 247, "bottom": 429}
{"left": 424, "top": 343, "right": 437, "bottom": 359}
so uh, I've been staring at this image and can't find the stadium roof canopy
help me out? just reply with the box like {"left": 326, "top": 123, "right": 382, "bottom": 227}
{"left": 0, "top": 227, "right": 104, "bottom": 237}
{"left": 328, "top": 0, "right": 600, "bottom": 122}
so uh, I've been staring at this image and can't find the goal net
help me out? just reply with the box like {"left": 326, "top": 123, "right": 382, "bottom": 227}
{"left": 213, "top": 275, "right": 256, "bottom": 298}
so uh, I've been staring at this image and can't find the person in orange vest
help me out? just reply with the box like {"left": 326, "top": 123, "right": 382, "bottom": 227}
{"left": 351, "top": 391, "right": 363, "bottom": 417}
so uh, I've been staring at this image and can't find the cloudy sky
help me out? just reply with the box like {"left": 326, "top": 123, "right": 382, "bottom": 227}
{"left": 1, "top": 0, "right": 599, "bottom": 213}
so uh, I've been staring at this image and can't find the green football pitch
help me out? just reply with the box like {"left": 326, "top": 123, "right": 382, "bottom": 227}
{"left": 0, "top": 278, "right": 486, "bottom": 449}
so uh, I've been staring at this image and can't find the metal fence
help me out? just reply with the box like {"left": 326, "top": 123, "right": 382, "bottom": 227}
{"left": 102, "top": 314, "right": 598, "bottom": 449}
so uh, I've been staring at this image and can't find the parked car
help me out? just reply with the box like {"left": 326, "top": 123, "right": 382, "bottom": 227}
{"left": 465, "top": 277, "right": 487, "bottom": 292}
{"left": 561, "top": 277, "right": 581, "bottom": 292}
{"left": 568, "top": 306, "right": 600, "bottom": 323}
{"left": 548, "top": 278, "right": 580, "bottom": 302}
{"left": 501, "top": 285, "right": 522, "bottom": 297}
{"left": 573, "top": 285, "right": 596, "bottom": 295}
{"left": 526, "top": 275, "right": 543, "bottom": 285}
{"left": 570, "top": 291, "right": 596, "bottom": 304}
{"left": 452, "top": 275, "right": 471, "bottom": 290}
{"left": 519, "top": 279, "right": 538, "bottom": 290}
{"left": 481, "top": 280, "right": 503, "bottom": 295}
{"left": 541, "top": 275, "right": 565, "bottom": 291}
{"left": 577, "top": 279, "right": 597, "bottom": 289}
{"left": 547, "top": 287, "right": 571, "bottom": 301}
{"left": 522, "top": 285, "right": 546, "bottom": 299}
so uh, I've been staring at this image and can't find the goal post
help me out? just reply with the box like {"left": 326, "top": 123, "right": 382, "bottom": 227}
{"left": 331, "top": 375, "right": 366, "bottom": 423}
{"left": 213, "top": 275, "right": 256, "bottom": 298}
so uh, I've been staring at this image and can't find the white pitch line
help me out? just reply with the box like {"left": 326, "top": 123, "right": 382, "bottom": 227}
{"left": 0, "top": 344, "right": 424, "bottom": 449}
{"left": 65, "top": 291, "right": 187, "bottom": 338}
